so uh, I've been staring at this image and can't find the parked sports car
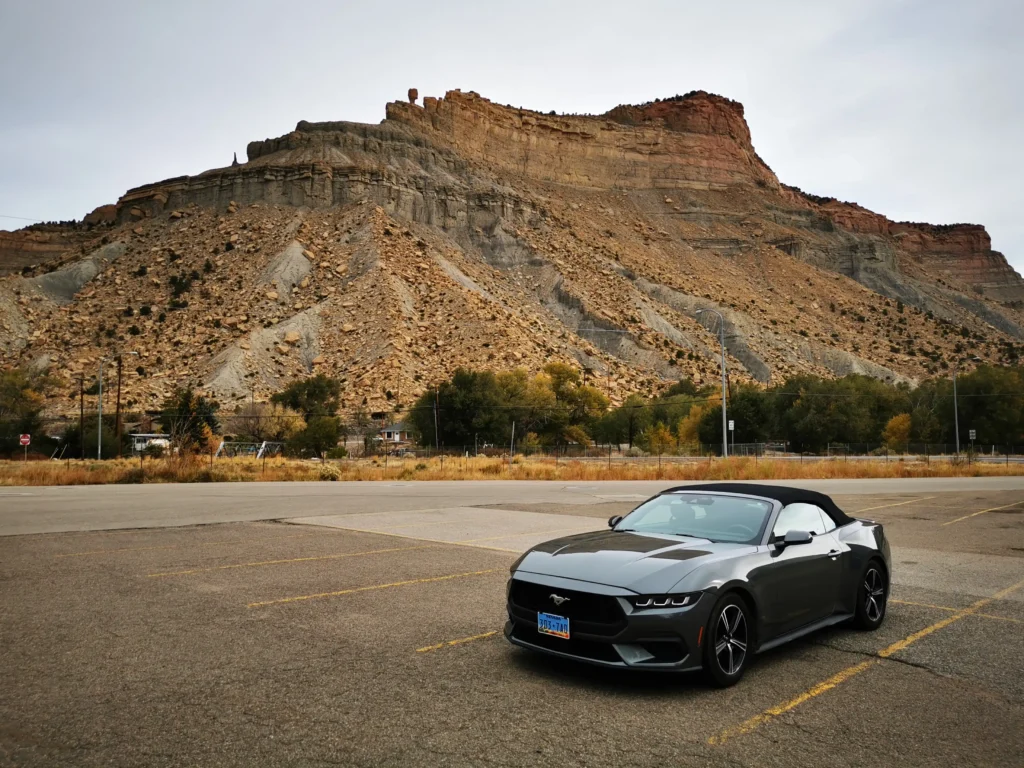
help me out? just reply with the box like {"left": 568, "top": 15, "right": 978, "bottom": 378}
{"left": 504, "top": 483, "right": 890, "bottom": 686}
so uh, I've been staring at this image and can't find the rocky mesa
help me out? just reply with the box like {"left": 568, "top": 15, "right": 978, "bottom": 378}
{"left": 2, "top": 88, "right": 1022, "bottom": 416}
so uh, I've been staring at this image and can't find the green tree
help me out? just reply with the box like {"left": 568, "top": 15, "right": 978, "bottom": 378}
{"left": 408, "top": 369, "right": 508, "bottom": 448}
{"left": 271, "top": 374, "right": 341, "bottom": 417}
{"left": 595, "top": 393, "right": 651, "bottom": 448}
{"left": 289, "top": 416, "right": 340, "bottom": 459}
{"left": 161, "top": 387, "right": 220, "bottom": 452}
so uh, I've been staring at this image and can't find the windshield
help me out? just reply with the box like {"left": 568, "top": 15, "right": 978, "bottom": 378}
{"left": 615, "top": 492, "right": 773, "bottom": 544}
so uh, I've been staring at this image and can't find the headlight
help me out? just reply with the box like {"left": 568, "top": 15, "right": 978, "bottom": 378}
{"left": 629, "top": 593, "right": 700, "bottom": 609}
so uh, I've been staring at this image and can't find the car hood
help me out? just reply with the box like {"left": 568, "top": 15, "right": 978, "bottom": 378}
{"left": 513, "top": 529, "right": 754, "bottom": 594}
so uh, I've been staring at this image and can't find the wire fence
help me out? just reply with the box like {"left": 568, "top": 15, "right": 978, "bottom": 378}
{"left": 3, "top": 416, "right": 1022, "bottom": 465}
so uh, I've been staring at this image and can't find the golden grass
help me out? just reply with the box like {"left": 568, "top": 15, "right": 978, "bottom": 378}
{"left": 1, "top": 454, "right": 1022, "bottom": 486}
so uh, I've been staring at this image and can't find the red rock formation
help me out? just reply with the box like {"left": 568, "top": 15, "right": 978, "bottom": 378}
{"left": 384, "top": 90, "right": 779, "bottom": 191}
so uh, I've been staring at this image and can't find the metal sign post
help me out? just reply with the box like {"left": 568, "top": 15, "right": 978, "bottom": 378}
{"left": 728, "top": 421, "right": 735, "bottom": 456}
{"left": 20, "top": 434, "right": 30, "bottom": 461}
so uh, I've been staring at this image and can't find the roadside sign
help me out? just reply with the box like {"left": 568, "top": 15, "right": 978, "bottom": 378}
{"left": 728, "top": 420, "right": 735, "bottom": 431}
{"left": 19, "top": 434, "right": 30, "bottom": 446}
{"left": 969, "top": 429, "right": 976, "bottom": 440}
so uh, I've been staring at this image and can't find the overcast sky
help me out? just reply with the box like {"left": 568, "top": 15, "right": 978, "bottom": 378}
{"left": 2, "top": 0, "right": 1021, "bottom": 273}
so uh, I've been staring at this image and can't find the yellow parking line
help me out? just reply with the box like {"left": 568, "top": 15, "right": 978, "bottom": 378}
{"left": 147, "top": 544, "right": 434, "bottom": 577}
{"left": 55, "top": 530, "right": 343, "bottom": 558}
{"left": 941, "top": 500, "right": 1024, "bottom": 526}
{"left": 854, "top": 496, "right": 935, "bottom": 514}
{"left": 416, "top": 630, "right": 499, "bottom": 653}
{"left": 707, "top": 660, "right": 875, "bottom": 746}
{"left": 247, "top": 568, "right": 503, "bottom": 608}
{"left": 890, "top": 599, "right": 1024, "bottom": 625}
{"left": 708, "top": 576, "right": 1024, "bottom": 746}
{"left": 56, "top": 545, "right": 181, "bottom": 558}
{"left": 299, "top": 525, "right": 522, "bottom": 553}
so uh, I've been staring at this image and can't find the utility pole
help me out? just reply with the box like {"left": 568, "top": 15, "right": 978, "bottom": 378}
{"left": 98, "top": 359, "right": 107, "bottom": 460}
{"left": 79, "top": 374, "right": 85, "bottom": 460}
{"left": 433, "top": 388, "right": 440, "bottom": 452}
{"left": 952, "top": 356, "right": 980, "bottom": 456}
{"left": 115, "top": 352, "right": 139, "bottom": 459}
{"left": 115, "top": 356, "right": 123, "bottom": 458}
{"left": 696, "top": 308, "right": 728, "bottom": 458}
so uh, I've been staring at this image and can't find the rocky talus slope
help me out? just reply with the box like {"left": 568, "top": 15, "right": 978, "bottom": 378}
{"left": 2, "top": 89, "right": 1022, "bottom": 415}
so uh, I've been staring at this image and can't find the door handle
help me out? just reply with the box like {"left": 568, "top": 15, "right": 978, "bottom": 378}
{"left": 827, "top": 549, "right": 841, "bottom": 559}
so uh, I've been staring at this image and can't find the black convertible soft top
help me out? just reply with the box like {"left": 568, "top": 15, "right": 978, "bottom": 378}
{"left": 661, "top": 483, "right": 855, "bottom": 526}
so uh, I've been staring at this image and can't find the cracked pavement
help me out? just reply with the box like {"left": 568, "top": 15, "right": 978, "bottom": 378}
{"left": 0, "top": 484, "right": 1022, "bottom": 766}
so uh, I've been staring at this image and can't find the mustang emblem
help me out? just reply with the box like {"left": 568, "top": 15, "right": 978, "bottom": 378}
{"left": 549, "top": 594, "right": 570, "bottom": 606}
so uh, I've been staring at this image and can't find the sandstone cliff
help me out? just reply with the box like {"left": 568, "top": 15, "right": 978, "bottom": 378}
{"left": 2, "top": 89, "right": 1022, "bottom": 416}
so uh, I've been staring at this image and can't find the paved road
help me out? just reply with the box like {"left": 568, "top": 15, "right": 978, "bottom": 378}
{"left": 1, "top": 485, "right": 1022, "bottom": 766}
{"left": 3, "top": 476, "right": 1024, "bottom": 536}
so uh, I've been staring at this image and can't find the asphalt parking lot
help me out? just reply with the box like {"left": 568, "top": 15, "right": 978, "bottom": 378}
{"left": 1, "top": 488, "right": 1022, "bottom": 767}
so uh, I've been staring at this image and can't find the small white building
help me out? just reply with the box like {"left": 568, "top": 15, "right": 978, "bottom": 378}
{"left": 129, "top": 433, "right": 171, "bottom": 453}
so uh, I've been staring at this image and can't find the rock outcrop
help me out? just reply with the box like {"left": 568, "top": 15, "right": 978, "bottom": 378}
{"left": 2, "top": 88, "right": 1022, "bottom": 415}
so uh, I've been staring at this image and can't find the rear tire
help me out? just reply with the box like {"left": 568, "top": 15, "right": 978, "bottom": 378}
{"left": 852, "top": 560, "right": 887, "bottom": 630}
{"left": 702, "top": 593, "right": 753, "bottom": 687}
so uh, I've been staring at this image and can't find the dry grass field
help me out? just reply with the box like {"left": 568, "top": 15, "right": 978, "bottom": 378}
{"left": 1, "top": 454, "right": 1022, "bottom": 486}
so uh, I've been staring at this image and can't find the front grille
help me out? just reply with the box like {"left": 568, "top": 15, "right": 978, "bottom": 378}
{"left": 508, "top": 579, "right": 627, "bottom": 637}
{"left": 510, "top": 623, "right": 622, "bottom": 663}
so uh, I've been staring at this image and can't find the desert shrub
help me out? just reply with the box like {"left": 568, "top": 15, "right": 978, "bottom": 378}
{"left": 318, "top": 463, "right": 340, "bottom": 481}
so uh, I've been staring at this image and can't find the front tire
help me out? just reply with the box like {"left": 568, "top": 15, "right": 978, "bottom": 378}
{"left": 852, "top": 561, "right": 887, "bottom": 630}
{"left": 702, "top": 593, "right": 752, "bottom": 687}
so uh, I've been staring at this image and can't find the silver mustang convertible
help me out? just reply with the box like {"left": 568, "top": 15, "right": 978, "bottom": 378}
{"left": 504, "top": 483, "right": 891, "bottom": 686}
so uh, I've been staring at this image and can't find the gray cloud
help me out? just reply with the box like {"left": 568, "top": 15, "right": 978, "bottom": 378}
{"left": 1, "top": 0, "right": 1020, "bottom": 272}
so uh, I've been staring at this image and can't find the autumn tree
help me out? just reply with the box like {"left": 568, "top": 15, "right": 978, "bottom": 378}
{"left": 0, "top": 366, "right": 54, "bottom": 454}
{"left": 882, "top": 413, "right": 912, "bottom": 451}
{"left": 161, "top": 387, "right": 220, "bottom": 453}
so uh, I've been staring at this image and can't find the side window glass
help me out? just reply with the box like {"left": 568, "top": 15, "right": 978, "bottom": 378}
{"left": 773, "top": 503, "right": 827, "bottom": 538}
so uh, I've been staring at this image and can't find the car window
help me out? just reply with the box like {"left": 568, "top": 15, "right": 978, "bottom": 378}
{"left": 773, "top": 503, "right": 831, "bottom": 538}
{"left": 615, "top": 493, "right": 772, "bottom": 544}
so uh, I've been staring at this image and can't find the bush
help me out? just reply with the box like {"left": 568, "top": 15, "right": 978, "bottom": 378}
{"left": 415, "top": 462, "right": 428, "bottom": 471}
{"left": 318, "top": 463, "right": 341, "bottom": 481}
{"left": 326, "top": 446, "right": 348, "bottom": 459}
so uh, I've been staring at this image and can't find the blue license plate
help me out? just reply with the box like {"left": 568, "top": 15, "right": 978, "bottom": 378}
{"left": 537, "top": 612, "right": 570, "bottom": 639}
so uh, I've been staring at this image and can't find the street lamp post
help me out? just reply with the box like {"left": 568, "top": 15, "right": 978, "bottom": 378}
{"left": 696, "top": 309, "right": 728, "bottom": 458}
{"left": 952, "top": 356, "right": 981, "bottom": 456}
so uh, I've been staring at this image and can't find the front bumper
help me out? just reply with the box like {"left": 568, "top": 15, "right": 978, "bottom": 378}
{"left": 505, "top": 574, "right": 712, "bottom": 672}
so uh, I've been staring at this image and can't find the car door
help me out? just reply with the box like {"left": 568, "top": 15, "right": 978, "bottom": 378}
{"left": 757, "top": 503, "right": 843, "bottom": 638}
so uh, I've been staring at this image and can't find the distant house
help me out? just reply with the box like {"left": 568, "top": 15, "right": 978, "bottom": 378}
{"left": 379, "top": 422, "right": 412, "bottom": 444}
{"left": 129, "top": 433, "right": 171, "bottom": 453}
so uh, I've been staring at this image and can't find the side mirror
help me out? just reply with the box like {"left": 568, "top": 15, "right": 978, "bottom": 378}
{"left": 777, "top": 530, "right": 812, "bottom": 549}
{"left": 608, "top": 515, "right": 623, "bottom": 529}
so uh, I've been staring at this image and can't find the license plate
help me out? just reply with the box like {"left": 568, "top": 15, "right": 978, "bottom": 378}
{"left": 537, "top": 612, "right": 570, "bottom": 639}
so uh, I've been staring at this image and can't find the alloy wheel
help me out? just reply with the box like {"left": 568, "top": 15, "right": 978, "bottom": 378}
{"left": 714, "top": 604, "right": 748, "bottom": 675}
{"left": 864, "top": 568, "right": 886, "bottom": 622}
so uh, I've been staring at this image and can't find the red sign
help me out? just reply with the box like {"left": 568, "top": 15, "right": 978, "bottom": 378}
{"left": 19, "top": 434, "right": 30, "bottom": 446}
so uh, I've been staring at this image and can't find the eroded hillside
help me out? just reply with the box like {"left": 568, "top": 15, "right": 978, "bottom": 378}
{"left": 2, "top": 89, "right": 1023, "bottom": 414}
